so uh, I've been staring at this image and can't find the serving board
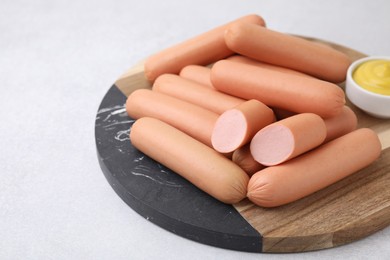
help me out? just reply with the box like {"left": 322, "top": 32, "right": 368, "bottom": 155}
{"left": 95, "top": 37, "right": 390, "bottom": 253}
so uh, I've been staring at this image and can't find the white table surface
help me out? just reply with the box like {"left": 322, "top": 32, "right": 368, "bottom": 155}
{"left": 1, "top": 0, "right": 390, "bottom": 259}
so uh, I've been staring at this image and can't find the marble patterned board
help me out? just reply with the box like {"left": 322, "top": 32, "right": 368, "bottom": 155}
{"left": 95, "top": 38, "right": 390, "bottom": 253}
{"left": 95, "top": 85, "right": 261, "bottom": 252}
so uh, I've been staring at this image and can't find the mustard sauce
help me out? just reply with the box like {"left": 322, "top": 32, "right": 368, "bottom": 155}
{"left": 352, "top": 59, "right": 390, "bottom": 95}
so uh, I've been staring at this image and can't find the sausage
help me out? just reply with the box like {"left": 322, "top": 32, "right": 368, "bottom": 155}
{"left": 211, "top": 99, "right": 275, "bottom": 153}
{"left": 126, "top": 89, "right": 218, "bottom": 147}
{"left": 210, "top": 60, "right": 345, "bottom": 118}
{"left": 233, "top": 107, "right": 356, "bottom": 172}
{"left": 250, "top": 113, "right": 327, "bottom": 166}
{"left": 224, "top": 22, "right": 351, "bottom": 83}
{"left": 232, "top": 144, "right": 265, "bottom": 176}
{"left": 179, "top": 65, "right": 213, "bottom": 88}
{"left": 247, "top": 128, "right": 381, "bottom": 207}
{"left": 227, "top": 55, "right": 312, "bottom": 78}
{"left": 130, "top": 117, "right": 249, "bottom": 204}
{"left": 144, "top": 14, "right": 266, "bottom": 82}
{"left": 153, "top": 73, "right": 244, "bottom": 114}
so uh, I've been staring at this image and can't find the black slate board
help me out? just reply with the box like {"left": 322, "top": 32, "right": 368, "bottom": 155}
{"left": 95, "top": 84, "right": 262, "bottom": 252}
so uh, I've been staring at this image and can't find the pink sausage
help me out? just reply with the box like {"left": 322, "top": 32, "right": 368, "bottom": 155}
{"left": 210, "top": 60, "right": 345, "bottom": 118}
{"left": 130, "top": 117, "right": 249, "bottom": 204}
{"left": 224, "top": 22, "right": 351, "bottom": 83}
{"left": 234, "top": 107, "right": 357, "bottom": 173}
{"left": 211, "top": 99, "right": 275, "bottom": 153}
{"left": 247, "top": 128, "right": 381, "bottom": 207}
{"left": 250, "top": 113, "right": 327, "bottom": 166}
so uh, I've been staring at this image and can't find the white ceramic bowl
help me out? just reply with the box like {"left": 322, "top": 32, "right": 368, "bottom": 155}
{"left": 345, "top": 56, "right": 390, "bottom": 118}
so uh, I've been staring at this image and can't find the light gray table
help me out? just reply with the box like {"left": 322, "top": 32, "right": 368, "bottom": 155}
{"left": 1, "top": 1, "right": 389, "bottom": 259}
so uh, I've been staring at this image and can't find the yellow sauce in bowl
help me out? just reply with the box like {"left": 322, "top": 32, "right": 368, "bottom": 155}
{"left": 352, "top": 60, "right": 390, "bottom": 95}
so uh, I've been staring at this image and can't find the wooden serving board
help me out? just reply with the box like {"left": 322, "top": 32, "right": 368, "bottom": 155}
{"left": 95, "top": 38, "right": 390, "bottom": 253}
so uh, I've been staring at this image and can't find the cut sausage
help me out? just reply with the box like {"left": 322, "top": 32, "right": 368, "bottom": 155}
{"left": 247, "top": 128, "right": 381, "bottom": 207}
{"left": 153, "top": 74, "right": 244, "bottom": 114}
{"left": 250, "top": 113, "right": 327, "bottom": 166}
{"left": 144, "top": 14, "right": 266, "bottom": 82}
{"left": 130, "top": 117, "right": 249, "bottom": 204}
{"left": 211, "top": 99, "right": 275, "bottom": 153}
{"left": 179, "top": 65, "right": 213, "bottom": 88}
{"left": 232, "top": 144, "right": 265, "bottom": 176}
{"left": 233, "top": 107, "right": 355, "bottom": 172}
{"left": 224, "top": 22, "right": 351, "bottom": 83}
{"left": 126, "top": 89, "right": 218, "bottom": 147}
{"left": 210, "top": 60, "right": 345, "bottom": 118}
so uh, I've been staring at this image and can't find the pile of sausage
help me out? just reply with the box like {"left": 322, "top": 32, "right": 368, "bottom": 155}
{"left": 126, "top": 14, "right": 382, "bottom": 207}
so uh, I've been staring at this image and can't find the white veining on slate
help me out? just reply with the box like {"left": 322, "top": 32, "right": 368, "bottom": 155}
{"left": 97, "top": 104, "right": 125, "bottom": 114}
{"left": 103, "top": 120, "right": 134, "bottom": 129}
{"left": 96, "top": 104, "right": 134, "bottom": 142}
{"left": 129, "top": 157, "right": 183, "bottom": 188}
{"left": 96, "top": 104, "right": 131, "bottom": 126}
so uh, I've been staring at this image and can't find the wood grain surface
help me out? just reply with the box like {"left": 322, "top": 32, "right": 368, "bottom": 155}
{"left": 114, "top": 38, "right": 390, "bottom": 253}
